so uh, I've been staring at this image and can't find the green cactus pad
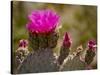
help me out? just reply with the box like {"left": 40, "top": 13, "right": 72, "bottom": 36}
{"left": 61, "top": 56, "right": 86, "bottom": 71}
{"left": 16, "top": 48, "right": 59, "bottom": 74}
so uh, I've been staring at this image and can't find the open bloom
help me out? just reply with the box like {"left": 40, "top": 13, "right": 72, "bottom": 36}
{"left": 88, "top": 40, "right": 96, "bottom": 51}
{"left": 63, "top": 32, "right": 72, "bottom": 48}
{"left": 26, "top": 9, "right": 60, "bottom": 34}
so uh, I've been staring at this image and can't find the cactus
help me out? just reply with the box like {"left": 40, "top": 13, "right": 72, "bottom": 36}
{"left": 61, "top": 56, "right": 86, "bottom": 71}
{"left": 85, "top": 40, "right": 96, "bottom": 66}
{"left": 15, "top": 39, "right": 29, "bottom": 68}
{"left": 13, "top": 9, "right": 97, "bottom": 74}
{"left": 60, "top": 51, "right": 86, "bottom": 71}
{"left": 16, "top": 48, "right": 59, "bottom": 74}
{"left": 57, "top": 32, "right": 71, "bottom": 65}
{"left": 16, "top": 31, "right": 59, "bottom": 73}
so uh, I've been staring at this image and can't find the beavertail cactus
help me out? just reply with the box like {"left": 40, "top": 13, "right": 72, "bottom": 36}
{"left": 14, "top": 9, "right": 97, "bottom": 74}
{"left": 15, "top": 9, "right": 60, "bottom": 74}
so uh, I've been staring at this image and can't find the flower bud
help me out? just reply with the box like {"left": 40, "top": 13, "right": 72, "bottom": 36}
{"left": 85, "top": 40, "right": 96, "bottom": 65}
{"left": 63, "top": 32, "right": 72, "bottom": 48}
{"left": 19, "top": 39, "right": 28, "bottom": 48}
{"left": 88, "top": 40, "right": 96, "bottom": 52}
{"left": 58, "top": 32, "right": 72, "bottom": 65}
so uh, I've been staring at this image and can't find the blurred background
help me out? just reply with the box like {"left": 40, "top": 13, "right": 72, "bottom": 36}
{"left": 12, "top": 1, "right": 97, "bottom": 55}
{"left": 12, "top": 1, "right": 97, "bottom": 71}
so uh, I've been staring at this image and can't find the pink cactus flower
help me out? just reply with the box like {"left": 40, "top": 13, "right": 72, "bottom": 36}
{"left": 26, "top": 9, "right": 60, "bottom": 34}
{"left": 88, "top": 40, "right": 96, "bottom": 51}
{"left": 63, "top": 32, "right": 72, "bottom": 48}
{"left": 19, "top": 39, "right": 28, "bottom": 48}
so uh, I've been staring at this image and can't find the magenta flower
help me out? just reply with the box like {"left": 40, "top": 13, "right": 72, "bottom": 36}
{"left": 19, "top": 39, "right": 28, "bottom": 48}
{"left": 26, "top": 9, "right": 60, "bottom": 34}
{"left": 63, "top": 32, "right": 72, "bottom": 48}
{"left": 88, "top": 40, "right": 96, "bottom": 51}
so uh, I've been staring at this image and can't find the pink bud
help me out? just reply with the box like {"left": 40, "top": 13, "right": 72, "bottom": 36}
{"left": 19, "top": 39, "right": 28, "bottom": 48}
{"left": 63, "top": 32, "right": 72, "bottom": 48}
{"left": 88, "top": 40, "right": 96, "bottom": 51}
